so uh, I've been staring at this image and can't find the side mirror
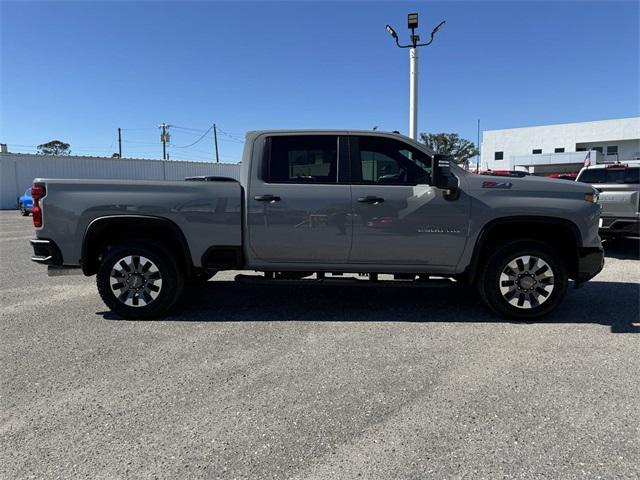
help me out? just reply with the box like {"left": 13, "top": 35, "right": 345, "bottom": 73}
{"left": 432, "top": 154, "right": 458, "bottom": 190}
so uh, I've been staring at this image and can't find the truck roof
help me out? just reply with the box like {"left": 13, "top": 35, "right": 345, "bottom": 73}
{"left": 245, "top": 129, "right": 436, "bottom": 154}
{"left": 246, "top": 129, "right": 407, "bottom": 135}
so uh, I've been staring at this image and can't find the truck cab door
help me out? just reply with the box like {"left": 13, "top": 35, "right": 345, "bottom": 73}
{"left": 247, "top": 134, "right": 352, "bottom": 265}
{"left": 348, "top": 135, "right": 470, "bottom": 267}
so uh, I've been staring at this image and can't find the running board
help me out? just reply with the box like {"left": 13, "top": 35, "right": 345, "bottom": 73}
{"left": 47, "top": 266, "right": 82, "bottom": 276}
{"left": 234, "top": 274, "right": 455, "bottom": 288}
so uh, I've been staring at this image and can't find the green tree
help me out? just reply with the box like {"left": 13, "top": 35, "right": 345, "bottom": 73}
{"left": 37, "top": 140, "right": 71, "bottom": 156}
{"left": 419, "top": 132, "right": 479, "bottom": 166}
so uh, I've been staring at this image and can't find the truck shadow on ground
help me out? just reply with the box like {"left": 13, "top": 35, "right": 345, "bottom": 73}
{"left": 103, "top": 279, "right": 640, "bottom": 334}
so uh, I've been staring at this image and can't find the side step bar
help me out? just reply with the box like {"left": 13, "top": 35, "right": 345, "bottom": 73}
{"left": 234, "top": 274, "right": 456, "bottom": 288}
{"left": 48, "top": 266, "right": 82, "bottom": 276}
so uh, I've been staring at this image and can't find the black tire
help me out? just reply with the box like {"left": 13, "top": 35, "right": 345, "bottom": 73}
{"left": 97, "top": 241, "right": 184, "bottom": 319}
{"left": 20, "top": 205, "right": 29, "bottom": 216}
{"left": 478, "top": 240, "right": 568, "bottom": 320}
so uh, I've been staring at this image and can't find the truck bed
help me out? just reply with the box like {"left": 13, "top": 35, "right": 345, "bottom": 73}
{"left": 35, "top": 178, "right": 242, "bottom": 267}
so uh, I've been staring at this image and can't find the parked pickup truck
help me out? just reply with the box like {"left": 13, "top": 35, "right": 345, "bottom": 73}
{"left": 30, "top": 130, "right": 604, "bottom": 320}
{"left": 576, "top": 161, "right": 640, "bottom": 238}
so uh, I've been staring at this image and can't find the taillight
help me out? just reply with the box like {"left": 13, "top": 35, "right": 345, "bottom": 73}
{"left": 31, "top": 183, "right": 46, "bottom": 228}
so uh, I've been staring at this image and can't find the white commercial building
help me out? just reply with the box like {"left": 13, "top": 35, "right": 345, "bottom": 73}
{"left": 0, "top": 148, "right": 241, "bottom": 210}
{"left": 481, "top": 117, "right": 640, "bottom": 174}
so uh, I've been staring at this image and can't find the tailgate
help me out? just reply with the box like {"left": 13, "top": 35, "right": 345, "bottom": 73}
{"left": 596, "top": 185, "right": 640, "bottom": 218}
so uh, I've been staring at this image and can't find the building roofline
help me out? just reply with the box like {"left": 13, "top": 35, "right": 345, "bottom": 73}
{"left": 0, "top": 151, "right": 240, "bottom": 165}
{"left": 483, "top": 116, "right": 640, "bottom": 133}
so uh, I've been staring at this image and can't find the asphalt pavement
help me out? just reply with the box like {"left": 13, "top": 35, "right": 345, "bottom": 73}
{"left": 1, "top": 210, "right": 639, "bottom": 479}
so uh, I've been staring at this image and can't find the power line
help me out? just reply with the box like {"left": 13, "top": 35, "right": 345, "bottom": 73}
{"left": 217, "top": 130, "right": 244, "bottom": 140}
{"left": 217, "top": 129, "right": 244, "bottom": 137}
{"left": 171, "top": 125, "right": 208, "bottom": 133}
{"left": 173, "top": 124, "right": 214, "bottom": 148}
{"left": 169, "top": 129, "right": 208, "bottom": 137}
{"left": 122, "top": 140, "right": 158, "bottom": 145}
{"left": 218, "top": 137, "right": 243, "bottom": 144}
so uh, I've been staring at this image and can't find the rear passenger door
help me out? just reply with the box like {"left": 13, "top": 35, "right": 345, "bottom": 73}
{"left": 247, "top": 134, "right": 352, "bottom": 264}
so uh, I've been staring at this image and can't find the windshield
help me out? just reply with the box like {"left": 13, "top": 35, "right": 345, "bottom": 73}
{"left": 578, "top": 167, "right": 639, "bottom": 184}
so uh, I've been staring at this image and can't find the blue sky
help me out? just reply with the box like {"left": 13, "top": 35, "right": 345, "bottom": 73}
{"left": 1, "top": 1, "right": 638, "bottom": 163}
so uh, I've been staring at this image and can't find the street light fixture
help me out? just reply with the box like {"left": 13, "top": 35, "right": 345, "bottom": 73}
{"left": 385, "top": 25, "right": 398, "bottom": 39}
{"left": 385, "top": 13, "right": 446, "bottom": 140}
{"left": 407, "top": 13, "right": 419, "bottom": 29}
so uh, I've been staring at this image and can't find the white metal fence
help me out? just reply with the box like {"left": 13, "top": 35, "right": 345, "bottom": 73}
{"left": 0, "top": 153, "right": 241, "bottom": 210}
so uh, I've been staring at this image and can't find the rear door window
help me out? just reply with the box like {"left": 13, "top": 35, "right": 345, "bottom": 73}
{"left": 264, "top": 135, "right": 338, "bottom": 184}
{"left": 578, "top": 167, "right": 640, "bottom": 184}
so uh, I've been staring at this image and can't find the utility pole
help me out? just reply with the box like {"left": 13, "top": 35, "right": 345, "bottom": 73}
{"left": 159, "top": 123, "right": 170, "bottom": 160}
{"left": 118, "top": 128, "right": 122, "bottom": 158}
{"left": 386, "top": 14, "right": 446, "bottom": 141}
{"left": 159, "top": 123, "right": 170, "bottom": 180}
{"left": 213, "top": 123, "right": 220, "bottom": 163}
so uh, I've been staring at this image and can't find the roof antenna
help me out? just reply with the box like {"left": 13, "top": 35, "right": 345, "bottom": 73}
{"left": 373, "top": 126, "right": 378, "bottom": 131}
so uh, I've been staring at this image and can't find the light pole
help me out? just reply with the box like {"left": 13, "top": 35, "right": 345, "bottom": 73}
{"left": 386, "top": 13, "right": 446, "bottom": 141}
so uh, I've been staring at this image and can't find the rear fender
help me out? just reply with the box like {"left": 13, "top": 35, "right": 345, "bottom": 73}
{"left": 81, "top": 215, "right": 193, "bottom": 276}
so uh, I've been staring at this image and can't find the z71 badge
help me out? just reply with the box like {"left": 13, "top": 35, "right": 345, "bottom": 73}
{"left": 482, "top": 181, "right": 513, "bottom": 189}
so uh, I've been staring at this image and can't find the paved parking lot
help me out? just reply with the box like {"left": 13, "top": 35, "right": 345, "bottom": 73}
{"left": 1, "top": 210, "right": 639, "bottom": 479}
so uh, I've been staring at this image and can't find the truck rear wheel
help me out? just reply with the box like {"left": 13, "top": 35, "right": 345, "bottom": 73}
{"left": 478, "top": 240, "right": 568, "bottom": 320}
{"left": 96, "top": 242, "right": 184, "bottom": 319}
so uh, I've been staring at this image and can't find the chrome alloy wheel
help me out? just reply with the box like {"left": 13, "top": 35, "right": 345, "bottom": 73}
{"left": 499, "top": 255, "right": 555, "bottom": 309}
{"left": 109, "top": 255, "right": 163, "bottom": 307}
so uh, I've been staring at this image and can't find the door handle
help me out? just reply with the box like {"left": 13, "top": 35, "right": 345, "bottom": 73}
{"left": 254, "top": 194, "right": 281, "bottom": 203}
{"left": 357, "top": 196, "right": 385, "bottom": 204}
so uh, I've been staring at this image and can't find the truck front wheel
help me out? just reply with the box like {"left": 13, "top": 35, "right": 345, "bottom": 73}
{"left": 96, "top": 242, "right": 184, "bottom": 319}
{"left": 478, "top": 240, "right": 568, "bottom": 319}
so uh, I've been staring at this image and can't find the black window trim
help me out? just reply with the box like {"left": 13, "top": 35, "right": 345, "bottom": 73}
{"left": 532, "top": 149, "right": 542, "bottom": 154}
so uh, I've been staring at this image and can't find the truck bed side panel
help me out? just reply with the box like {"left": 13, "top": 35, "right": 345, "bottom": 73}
{"left": 35, "top": 179, "right": 242, "bottom": 267}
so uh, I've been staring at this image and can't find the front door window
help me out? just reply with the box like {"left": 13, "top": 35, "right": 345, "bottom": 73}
{"left": 355, "top": 136, "right": 431, "bottom": 185}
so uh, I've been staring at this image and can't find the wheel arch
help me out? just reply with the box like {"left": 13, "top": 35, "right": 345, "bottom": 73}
{"left": 465, "top": 216, "right": 582, "bottom": 283}
{"left": 81, "top": 215, "right": 193, "bottom": 277}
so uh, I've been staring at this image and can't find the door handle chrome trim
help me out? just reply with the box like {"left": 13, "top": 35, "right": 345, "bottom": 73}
{"left": 357, "top": 196, "right": 385, "bottom": 204}
{"left": 254, "top": 194, "right": 281, "bottom": 203}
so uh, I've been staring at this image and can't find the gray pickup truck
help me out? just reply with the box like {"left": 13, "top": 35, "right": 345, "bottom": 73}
{"left": 29, "top": 130, "right": 603, "bottom": 320}
{"left": 576, "top": 161, "right": 640, "bottom": 238}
